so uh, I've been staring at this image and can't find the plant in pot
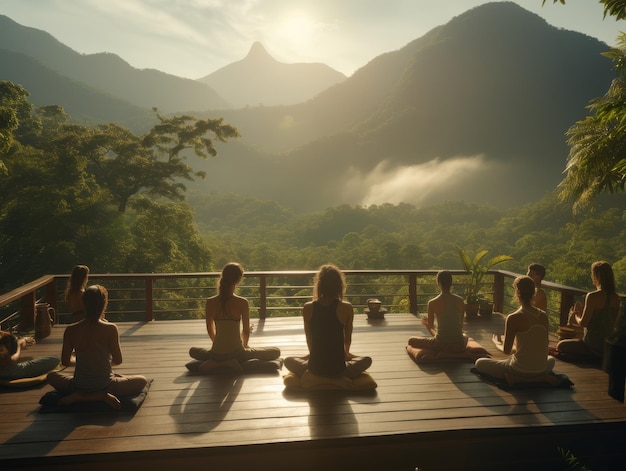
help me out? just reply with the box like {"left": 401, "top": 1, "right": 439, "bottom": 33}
{"left": 479, "top": 297, "right": 494, "bottom": 317}
{"left": 454, "top": 244, "right": 513, "bottom": 320}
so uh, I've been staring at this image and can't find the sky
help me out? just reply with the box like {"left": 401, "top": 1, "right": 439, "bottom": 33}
{"left": 0, "top": 0, "right": 622, "bottom": 80}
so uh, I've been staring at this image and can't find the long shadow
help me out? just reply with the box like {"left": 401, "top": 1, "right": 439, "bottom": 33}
{"left": 282, "top": 388, "right": 378, "bottom": 440}
{"left": 169, "top": 371, "right": 245, "bottom": 436}
{"left": 2, "top": 395, "right": 135, "bottom": 459}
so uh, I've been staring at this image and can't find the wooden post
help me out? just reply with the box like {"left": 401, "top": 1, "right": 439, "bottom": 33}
{"left": 145, "top": 277, "right": 154, "bottom": 322}
{"left": 409, "top": 273, "right": 418, "bottom": 315}
{"left": 560, "top": 291, "right": 575, "bottom": 326}
{"left": 259, "top": 276, "right": 267, "bottom": 319}
{"left": 493, "top": 272, "right": 504, "bottom": 314}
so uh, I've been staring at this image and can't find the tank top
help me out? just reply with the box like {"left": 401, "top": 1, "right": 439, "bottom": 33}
{"left": 509, "top": 308, "right": 548, "bottom": 375}
{"left": 308, "top": 299, "right": 346, "bottom": 377}
{"left": 584, "top": 293, "right": 619, "bottom": 355}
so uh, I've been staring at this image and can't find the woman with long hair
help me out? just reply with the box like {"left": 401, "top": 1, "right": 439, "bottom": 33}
{"left": 284, "top": 264, "right": 372, "bottom": 379}
{"left": 556, "top": 261, "right": 622, "bottom": 359}
{"left": 475, "top": 276, "right": 557, "bottom": 385}
{"left": 47, "top": 285, "right": 148, "bottom": 409}
{"left": 65, "top": 265, "right": 89, "bottom": 322}
{"left": 188, "top": 263, "right": 281, "bottom": 373}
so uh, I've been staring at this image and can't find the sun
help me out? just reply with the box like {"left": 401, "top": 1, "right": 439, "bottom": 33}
{"left": 277, "top": 13, "right": 316, "bottom": 48}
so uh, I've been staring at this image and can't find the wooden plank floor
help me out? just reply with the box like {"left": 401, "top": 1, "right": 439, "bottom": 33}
{"left": 2, "top": 313, "right": 626, "bottom": 470}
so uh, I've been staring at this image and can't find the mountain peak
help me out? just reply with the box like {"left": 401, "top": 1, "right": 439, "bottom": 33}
{"left": 246, "top": 41, "right": 274, "bottom": 62}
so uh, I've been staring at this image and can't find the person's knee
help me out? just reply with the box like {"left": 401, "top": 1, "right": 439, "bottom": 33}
{"left": 359, "top": 356, "right": 372, "bottom": 370}
{"left": 285, "top": 356, "right": 307, "bottom": 375}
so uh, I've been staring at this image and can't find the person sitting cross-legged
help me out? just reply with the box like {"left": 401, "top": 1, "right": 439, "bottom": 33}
{"left": 408, "top": 270, "right": 468, "bottom": 354}
{"left": 475, "top": 275, "right": 558, "bottom": 386}
{"left": 284, "top": 264, "right": 372, "bottom": 379}
{"left": 47, "top": 285, "right": 148, "bottom": 409}
{"left": 188, "top": 263, "right": 281, "bottom": 374}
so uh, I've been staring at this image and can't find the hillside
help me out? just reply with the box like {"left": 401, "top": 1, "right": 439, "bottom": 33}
{"left": 0, "top": 3, "right": 617, "bottom": 212}
{"left": 198, "top": 42, "right": 347, "bottom": 108}
{"left": 0, "top": 49, "right": 154, "bottom": 130}
{"left": 188, "top": 2, "right": 615, "bottom": 210}
{"left": 0, "top": 14, "right": 229, "bottom": 115}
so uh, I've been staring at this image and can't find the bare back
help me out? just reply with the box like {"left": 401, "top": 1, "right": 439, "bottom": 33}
{"left": 205, "top": 294, "right": 250, "bottom": 347}
{"left": 62, "top": 320, "right": 122, "bottom": 367}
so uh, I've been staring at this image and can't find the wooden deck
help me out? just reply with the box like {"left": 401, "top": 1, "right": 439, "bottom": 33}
{"left": 2, "top": 313, "right": 626, "bottom": 470}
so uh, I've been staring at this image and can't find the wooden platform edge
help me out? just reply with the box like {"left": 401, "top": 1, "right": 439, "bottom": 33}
{"left": 3, "top": 421, "right": 626, "bottom": 471}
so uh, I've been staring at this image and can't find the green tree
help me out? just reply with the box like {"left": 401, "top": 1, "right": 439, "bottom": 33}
{"left": 0, "top": 84, "right": 236, "bottom": 289}
{"left": 0, "top": 81, "right": 32, "bottom": 175}
{"left": 558, "top": 35, "right": 626, "bottom": 211}
{"left": 87, "top": 111, "right": 239, "bottom": 212}
{"left": 124, "top": 198, "right": 213, "bottom": 273}
{"left": 0, "top": 115, "right": 114, "bottom": 287}
{"left": 545, "top": 1, "right": 626, "bottom": 210}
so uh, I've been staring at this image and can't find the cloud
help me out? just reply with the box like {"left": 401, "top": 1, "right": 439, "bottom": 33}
{"left": 345, "top": 155, "right": 488, "bottom": 207}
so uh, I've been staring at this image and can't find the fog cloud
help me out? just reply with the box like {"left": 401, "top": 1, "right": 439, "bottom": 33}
{"left": 345, "top": 155, "right": 488, "bottom": 207}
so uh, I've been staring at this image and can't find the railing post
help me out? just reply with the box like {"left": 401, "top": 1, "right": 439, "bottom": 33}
{"left": 259, "top": 275, "right": 267, "bottom": 319}
{"left": 409, "top": 273, "right": 418, "bottom": 315}
{"left": 145, "top": 277, "right": 154, "bottom": 322}
{"left": 493, "top": 272, "right": 504, "bottom": 314}
{"left": 560, "top": 290, "right": 575, "bottom": 326}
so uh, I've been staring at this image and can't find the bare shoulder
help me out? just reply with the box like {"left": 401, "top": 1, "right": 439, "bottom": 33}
{"left": 232, "top": 294, "right": 249, "bottom": 307}
{"left": 206, "top": 295, "right": 219, "bottom": 306}
{"left": 586, "top": 290, "right": 605, "bottom": 307}
{"left": 506, "top": 309, "right": 524, "bottom": 324}
{"left": 452, "top": 293, "right": 465, "bottom": 304}
{"left": 337, "top": 300, "right": 354, "bottom": 317}
{"left": 101, "top": 320, "right": 119, "bottom": 334}
{"left": 428, "top": 294, "right": 443, "bottom": 308}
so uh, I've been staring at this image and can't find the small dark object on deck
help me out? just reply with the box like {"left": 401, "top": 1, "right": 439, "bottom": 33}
{"left": 365, "top": 298, "right": 387, "bottom": 319}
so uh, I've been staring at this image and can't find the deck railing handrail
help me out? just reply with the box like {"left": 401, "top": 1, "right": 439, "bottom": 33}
{"left": 1, "top": 269, "right": 600, "bottom": 333}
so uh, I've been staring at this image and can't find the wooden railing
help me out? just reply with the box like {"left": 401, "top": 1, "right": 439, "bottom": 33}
{"left": 0, "top": 269, "right": 593, "bottom": 332}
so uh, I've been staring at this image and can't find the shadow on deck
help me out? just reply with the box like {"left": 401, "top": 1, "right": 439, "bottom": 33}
{"left": 2, "top": 314, "right": 626, "bottom": 470}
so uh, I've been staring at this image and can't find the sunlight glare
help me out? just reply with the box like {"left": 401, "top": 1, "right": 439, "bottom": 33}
{"left": 277, "top": 13, "right": 316, "bottom": 50}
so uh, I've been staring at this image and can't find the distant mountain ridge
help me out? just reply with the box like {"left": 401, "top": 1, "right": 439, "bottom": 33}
{"left": 0, "top": 48, "right": 153, "bottom": 128}
{"left": 0, "top": 3, "right": 617, "bottom": 211}
{"left": 188, "top": 2, "right": 614, "bottom": 210}
{"left": 0, "top": 14, "right": 228, "bottom": 117}
{"left": 198, "top": 41, "right": 347, "bottom": 108}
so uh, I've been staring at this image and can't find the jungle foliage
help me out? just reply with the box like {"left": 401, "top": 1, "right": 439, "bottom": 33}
{"left": 2, "top": 80, "right": 626, "bottom": 298}
{"left": 0, "top": 81, "right": 237, "bottom": 290}
{"left": 191, "top": 191, "right": 626, "bottom": 295}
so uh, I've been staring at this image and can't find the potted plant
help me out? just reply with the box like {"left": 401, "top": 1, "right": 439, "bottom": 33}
{"left": 454, "top": 244, "right": 513, "bottom": 319}
{"left": 479, "top": 297, "right": 494, "bottom": 317}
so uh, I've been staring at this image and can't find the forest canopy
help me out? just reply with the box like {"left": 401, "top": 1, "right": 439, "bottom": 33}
{"left": 1, "top": 80, "right": 626, "bottom": 297}
{"left": 0, "top": 81, "right": 237, "bottom": 289}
